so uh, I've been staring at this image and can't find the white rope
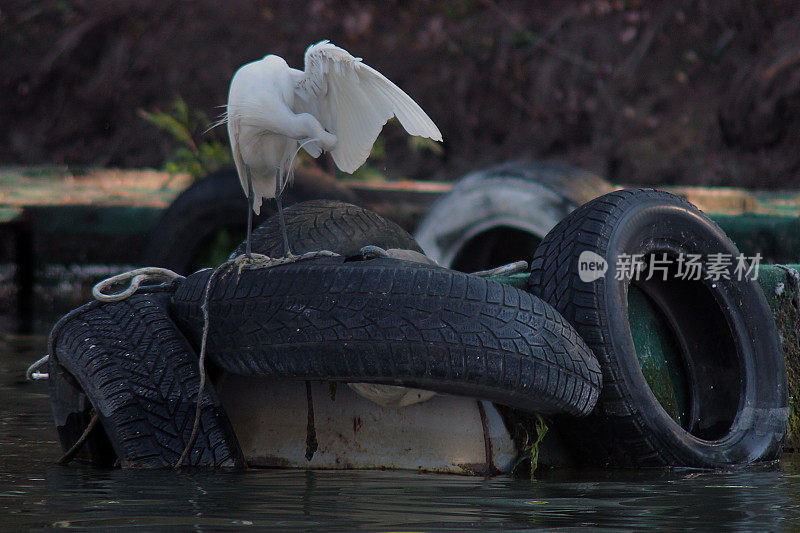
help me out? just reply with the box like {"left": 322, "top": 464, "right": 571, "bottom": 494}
{"left": 236, "top": 250, "right": 340, "bottom": 272}
{"left": 92, "top": 267, "right": 183, "bottom": 302}
{"left": 26, "top": 267, "right": 184, "bottom": 382}
{"left": 361, "top": 246, "right": 527, "bottom": 277}
{"left": 361, "top": 246, "right": 528, "bottom": 276}
{"left": 472, "top": 260, "right": 529, "bottom": 277}
{"left": 359, "top": 245, "right": 390, "bottom": 259}
{"left": 175, "top": 249, "right": 339, "bottom": 468}
{"left": 26, "top": 354, "right": 50, "bottom": 381}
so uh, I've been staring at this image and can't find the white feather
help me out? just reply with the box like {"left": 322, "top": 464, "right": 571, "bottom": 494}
{"left": 225, "top": 40, "right": 441, "bottom": 214}
{"left": 296, "top": 40, "right": 442, "bottom": 173}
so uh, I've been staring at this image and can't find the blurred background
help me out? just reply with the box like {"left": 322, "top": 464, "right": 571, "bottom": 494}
{"left": 3, "top": 0, "right": 800, "bottom": 334}
{"left": 3, "top": 0, "right": 800, "bottom": 188}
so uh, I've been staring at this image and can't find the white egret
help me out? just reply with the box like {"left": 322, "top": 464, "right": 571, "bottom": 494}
{"left": 224, "top": 40, "right": 443, "bottom": 256}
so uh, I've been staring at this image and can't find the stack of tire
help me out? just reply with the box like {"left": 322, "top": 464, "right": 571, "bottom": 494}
{"left": 49, "top": 198, "right": 605, "bottom": 469}
{"left": 48, "top": 163, "right": 788, "bottom": 470}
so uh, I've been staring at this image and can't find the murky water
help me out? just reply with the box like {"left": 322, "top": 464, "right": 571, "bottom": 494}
{"left": 4, "top": 332, "right": 800, "bottom": 530}
{"left": 1, "top": 266, "right": 800, "bottom": 531}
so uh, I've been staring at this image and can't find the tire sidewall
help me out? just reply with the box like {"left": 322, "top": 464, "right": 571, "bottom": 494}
{"left": 589, "top": 198, "right": 787, "bottom": 466}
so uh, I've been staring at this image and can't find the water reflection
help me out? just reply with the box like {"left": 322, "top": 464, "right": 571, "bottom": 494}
{"left": 3, "top": 330, "right": 800, "bottom": 530}
{"left": 7, "top": 467, "right": 797, "bottom": 530}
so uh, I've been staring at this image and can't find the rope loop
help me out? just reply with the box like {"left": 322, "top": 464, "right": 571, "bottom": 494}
{"left": 92, "top": 267, "right": 183, "bottom": 302}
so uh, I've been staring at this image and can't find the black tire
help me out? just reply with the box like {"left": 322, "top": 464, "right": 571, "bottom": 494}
{"left": 169, "top": 257, "right": 603, "bottom": 417}
{"left": 48, "top": 289, "right": 245, "bottom": 468}
{"left": 143, "top": 167, "right": 357, "bottom": 274}
{"left": 231, "top": 199, "right": 423, "bottom": 258}
{"left": 48, "top": 354, "right": 118, "bottom": 466}
{"left": 528, "top": 188, "right": 788, "bottom": 468}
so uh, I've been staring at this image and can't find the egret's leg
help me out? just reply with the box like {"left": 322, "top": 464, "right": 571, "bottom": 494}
{"left": 245, "top": 166, "right": 255, "bottom": 258}
{"left": 274, "top": 170, "right": 292, "bottom": 257}
{"left": 275, "top": 194, "right": 291, "bottom": 257}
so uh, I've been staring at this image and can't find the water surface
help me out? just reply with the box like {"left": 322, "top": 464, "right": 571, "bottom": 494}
{"left": 3, "top": 328, "right": 800, "bottom": 530}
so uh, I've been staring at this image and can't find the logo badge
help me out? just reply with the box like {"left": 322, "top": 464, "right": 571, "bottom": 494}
{"left": 578, "top": 251, "right": 608, "bottom": 282}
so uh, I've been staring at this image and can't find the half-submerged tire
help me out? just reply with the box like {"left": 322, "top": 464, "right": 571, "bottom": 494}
{"left": 48, "top": 289, "right": 245, "bottom": 468}
{"left": 528, "top": 188, "right": 788, "bottom": 468}
{"left": 169, "top": 257, "right": 602, "bottom": 417}
{"left": 230, "top": 199, "right": 423, "bottom": 258}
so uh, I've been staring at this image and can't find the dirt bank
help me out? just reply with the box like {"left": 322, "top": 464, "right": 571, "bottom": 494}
{"left": 3, "top": 1, "right": 799, "bottom": 188}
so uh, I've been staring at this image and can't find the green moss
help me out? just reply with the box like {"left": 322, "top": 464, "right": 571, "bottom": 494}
{"left": 627, "top": 285, "right": 689, "bottom": 427}
{"left": 758, "top": 265, "right": 800, "bottom": 449}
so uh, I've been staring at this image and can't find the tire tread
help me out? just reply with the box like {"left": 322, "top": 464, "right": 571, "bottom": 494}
{"left": 171, "top": 258, "right": 603, "bottom": 416}
{"left": 48, "top": 292, "right": 245, "bottom": 468}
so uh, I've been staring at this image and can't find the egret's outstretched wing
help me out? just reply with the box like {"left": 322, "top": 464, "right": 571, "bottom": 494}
{"left": 296, "top": 40, "right": 442, "bottom": 173}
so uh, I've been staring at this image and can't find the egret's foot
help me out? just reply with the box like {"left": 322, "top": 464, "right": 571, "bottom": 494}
{"left": 232, "top": 252, "right": 273, "bottom": 275}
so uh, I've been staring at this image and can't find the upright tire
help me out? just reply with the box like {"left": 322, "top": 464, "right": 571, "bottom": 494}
{"left": 169, "top": 257, "right": 603, "bottom": 417}
{"left": 529, "top": 188, "right": 788, "bottom": 468}
{"left": 48, "top": 289, "right": 245, "bottom": 468}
